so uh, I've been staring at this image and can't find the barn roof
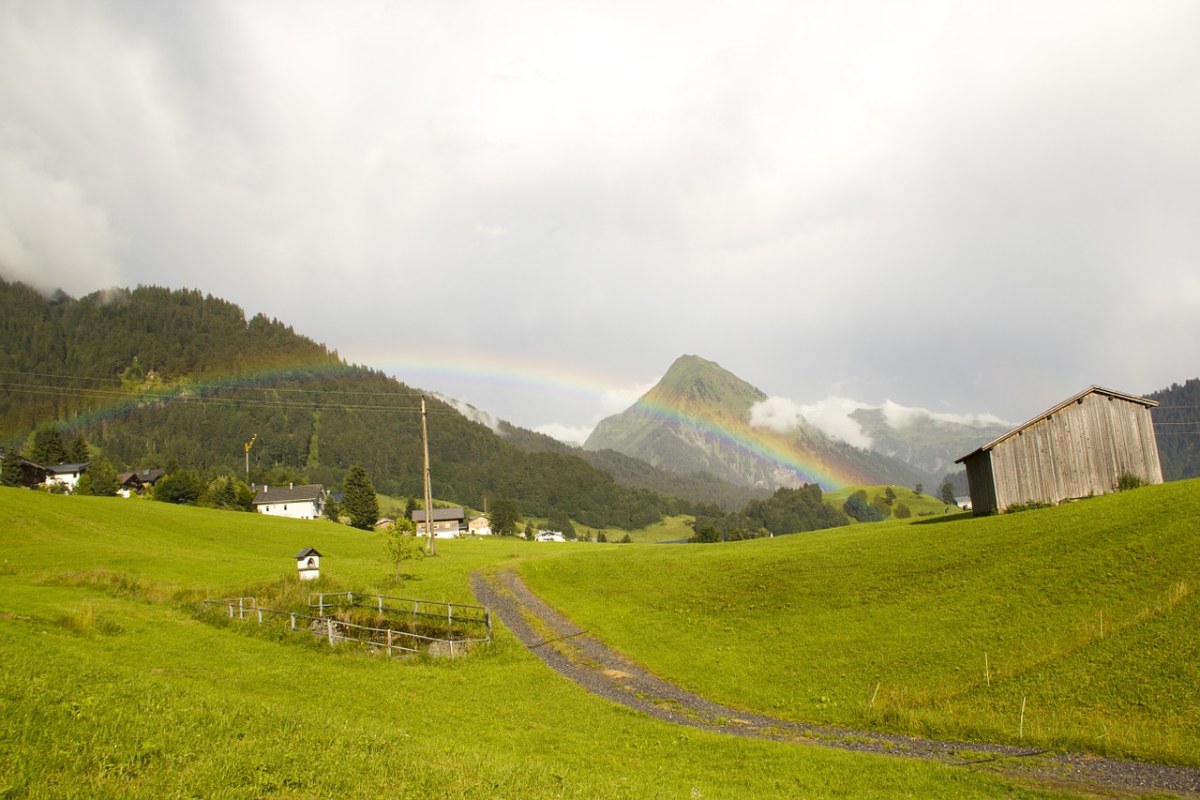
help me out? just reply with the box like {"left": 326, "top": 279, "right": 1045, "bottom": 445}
{"left": 412, "top": 507, "right": 466, "bottom": 523}
{"left": 955, "top": 385, "right": 1157, "bottom": 464}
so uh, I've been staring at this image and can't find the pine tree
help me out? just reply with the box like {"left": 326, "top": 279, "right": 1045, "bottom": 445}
{"left": 342, "top": 465, "right": 378, "bottom": 531}
{"left": 66, "top": 432, "right": 90, "bottom": 463}
{"left": 1, "top": 449, "right": 25, "bottom": 487}
{"left": 30, "top": 425, "right": 67, "bottom": 465}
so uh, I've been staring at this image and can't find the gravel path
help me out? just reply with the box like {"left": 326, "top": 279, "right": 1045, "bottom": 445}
{"left": 472, "top": 568, "right": 1200, "bottom": 799}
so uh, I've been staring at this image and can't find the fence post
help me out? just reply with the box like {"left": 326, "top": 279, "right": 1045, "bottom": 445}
{"left": 257, "top": 608, "right": 263, "bottom": 625}
{"left": 290, "top": 613, "right": 296, "bottom": 631}
{"left": 387, "top": 629, "right": 393, "bottom": 657}
{"left": 348, "top": 591, "right": 353, "bottom": 607}
{"left": 318, "top": 594, "right": 325, "bottom": 617}
{"left": 327, "top": 619, "right": 335, "bottom": 646}
{"left": 238, "top": 597, "right": 244, "bottom": 619}
{"left": 378, "top": 595, "right": 383, "bottom": 614}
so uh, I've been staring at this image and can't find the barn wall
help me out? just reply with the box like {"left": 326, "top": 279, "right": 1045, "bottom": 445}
{"left": 961, "top": 452, "right": 998, "bottom": 515}
{"left": 990, "top": 393, "right": 1162, "bottom": 511}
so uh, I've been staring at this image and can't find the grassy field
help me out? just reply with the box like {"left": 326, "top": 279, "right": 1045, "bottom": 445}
{"left": 522, "top": 479, "right": 1200, "bottom": 766}
{"left": 822, "top": 484, "right": 962, "bottom": 521}
{"left": 0, "top": 489, "right": 1080, "bottom": 799}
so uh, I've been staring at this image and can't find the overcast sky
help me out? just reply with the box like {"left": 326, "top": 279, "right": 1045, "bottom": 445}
{"left": 2, "top": 1, "right": 1198, "bottom": 445}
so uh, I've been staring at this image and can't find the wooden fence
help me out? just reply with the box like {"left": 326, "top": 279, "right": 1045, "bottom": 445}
{"left": 204, "top": 593, "right": 491, "bottom": 658}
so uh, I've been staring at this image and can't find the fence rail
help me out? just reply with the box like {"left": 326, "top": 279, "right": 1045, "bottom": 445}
{"left": 204, "top": 593, "right": 491, "bottom": 658}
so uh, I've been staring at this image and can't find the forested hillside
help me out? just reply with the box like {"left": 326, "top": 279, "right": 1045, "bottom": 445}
{"left": 0, "top": 279, "right": 675, "bottom": 528}
{"left": 1148, "top": 378, "right": 1200, "bottom": 481}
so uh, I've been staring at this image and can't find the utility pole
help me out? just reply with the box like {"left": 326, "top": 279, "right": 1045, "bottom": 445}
{"left": 244, "top": 433, "right": 257, "bottom": 484}
{"left": 421, "top": 398, "right": 436, "bottom": 556}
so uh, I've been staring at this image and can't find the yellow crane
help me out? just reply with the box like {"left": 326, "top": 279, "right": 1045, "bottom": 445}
{"left": 244, "top": 433, "right": 257, "bottom": 483}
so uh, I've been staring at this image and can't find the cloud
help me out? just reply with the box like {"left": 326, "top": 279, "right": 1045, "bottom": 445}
{"left": 0, "top": 123, "right": 120, "bottom": 295}
{"left": 751, "top": 395, "right": 1013, "bottom": 451}
{"left": 436, "top": 394, "right": 501, "bottom": 434}
{"left": 533, "top": 423, "right": 591, "bottom": 447}
{"left": 879, "top": 400, "right": 1009, "bottom": 430}
{"left": 750, "top": 396, "right": 874, "bottom": 449}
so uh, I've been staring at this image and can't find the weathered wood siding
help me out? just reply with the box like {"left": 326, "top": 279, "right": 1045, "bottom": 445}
{"left": 984, "top": 391, "right": 1162, "bottom": 513}
{"left": 961, "top": 452, "right": 997, "bottom": 516}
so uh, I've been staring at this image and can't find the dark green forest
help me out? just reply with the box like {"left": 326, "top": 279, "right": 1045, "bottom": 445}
{"left": 0, "top": 279, "right": 676, "bottom": 529}
{"left": 1147, "top": 379, "right": 1200, "bottom": 481}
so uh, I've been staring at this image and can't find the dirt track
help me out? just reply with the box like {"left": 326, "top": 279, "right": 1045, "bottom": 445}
{"left": 471, "top": 568, "right": 1200, "bottom": 799}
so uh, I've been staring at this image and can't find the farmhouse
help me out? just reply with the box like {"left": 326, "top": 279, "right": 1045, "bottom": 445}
{"left": 955, "top": 386, "right": 1162, "bottom": 515}
{"left": 467, "top": 514, "right": 492, "bottom": 535}
{"left": 43, "top": 462, "right": 89, "bottom": 493}
{"left": 412, "top": 507, "right": 465, "bottom": 539}
{"left": 253, "top": 483, "right": 328, "bottom": 520}
{"left": 116, "top": 468, "right": 164, "bottom": 497}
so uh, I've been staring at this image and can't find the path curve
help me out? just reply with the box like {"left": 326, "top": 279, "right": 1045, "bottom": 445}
{"left": 472, "top": 568, "right": 1200, "bottom": 799}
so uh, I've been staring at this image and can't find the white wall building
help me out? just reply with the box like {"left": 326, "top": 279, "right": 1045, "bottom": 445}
{"left": 253, "top": 484, "right": 327, "bottom": 520}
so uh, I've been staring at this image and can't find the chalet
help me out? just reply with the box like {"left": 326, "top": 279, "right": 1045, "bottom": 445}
{"left": 536, "top": 530, "right": 566, "bottom": 542}
{"left": 43, "top": 463, "right": 89, "bottom": 493}
{"left": 467, "top": 515, "right": 492, "bottom": 536}
{"left": 955, "top": 386, "right": 1162, "bottom": 515}
{"left": 412, "top": 507, "right": 465, "bottom": 539}
{"left": 116, "top": 468, "right": 165, "bottom": 498}
{"left": 253, "top": 483, "right": 328, "bottom": 520}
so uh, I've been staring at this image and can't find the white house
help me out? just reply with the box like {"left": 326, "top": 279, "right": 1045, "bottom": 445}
{"left": 535, "top": 530, "right": 566, "bottom": 542}
{"left": 253, "top": 483, "right": 327, "bottom": 520}
{"left": 467, "top": 515, "right": 492, "bottom": 536}
{"left": 43, "top": 463, "right": 89, "bottom": 493}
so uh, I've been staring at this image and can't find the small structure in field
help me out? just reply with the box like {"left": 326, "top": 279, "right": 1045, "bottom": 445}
{"left": 955, "top": 386, "right": 1162, "bottom": 515}
{"left": 295, "top": 547, "right": 322, "bottom": 581}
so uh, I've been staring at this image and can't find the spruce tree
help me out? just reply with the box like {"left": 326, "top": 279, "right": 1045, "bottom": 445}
{"left": 342, "top": 465, "right": 378, "bottom": 531}
{"left": 30, "top": 425, "right": 67, "bottom": 465}
{"left": 1, "top": 449, "right": 24, "bottom": 487}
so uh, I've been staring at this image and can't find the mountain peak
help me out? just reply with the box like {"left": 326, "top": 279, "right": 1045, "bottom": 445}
{"left": 585, "top": 354, "right": 926, "bottom": 490}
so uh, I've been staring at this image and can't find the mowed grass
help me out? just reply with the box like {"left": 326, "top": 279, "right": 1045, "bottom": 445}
{"left": 0, "top": 489, "right": 1076, "bottom": 799}
{"left": 522, "top": 479, "right": 1200, "bottom": 766}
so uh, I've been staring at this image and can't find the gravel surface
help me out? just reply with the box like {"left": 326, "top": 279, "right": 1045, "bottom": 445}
{"left": 472, "top": 568, "right": 1200, "bottom": 799}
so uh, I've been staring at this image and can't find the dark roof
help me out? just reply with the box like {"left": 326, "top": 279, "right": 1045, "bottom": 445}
{"left": 412, "top": 507, "right": 466, "bottom": 523}
{"left": 253, "top": 484, "right": 326, "bottom": 504}
{"left": 117, "top": 468, "right": 165, "bottom": 487}
{"left": 955, "top": 386, "right": 1158, "bottom": 464}
{"left": 295, "top": 547, "right": 323, "bottom": 559}
{"left": 44, "top": 462, "right": 90, "bottom": 474}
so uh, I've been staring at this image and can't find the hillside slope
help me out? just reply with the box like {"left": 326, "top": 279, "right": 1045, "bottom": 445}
{"left": 522, "top": 478, "right": 1200, "bottom": 765}
{"left": 0, "top": 279, "right": 674, "bottom": 529}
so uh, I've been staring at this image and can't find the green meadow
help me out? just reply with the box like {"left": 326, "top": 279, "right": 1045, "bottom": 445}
{"left": 0, "top": 487, "right": 1187, "bottom": 798}
{"left": 523, "top": 479, "right": 1200, "bottom": 766}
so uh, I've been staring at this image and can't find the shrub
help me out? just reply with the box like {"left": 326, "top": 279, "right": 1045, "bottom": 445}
{"left": 1116, "top": 472, "right": 1144, "bottom": 492}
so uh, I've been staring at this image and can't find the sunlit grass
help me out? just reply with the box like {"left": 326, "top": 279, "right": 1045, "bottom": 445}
{"left": 523, "top": 479, "right": 1200, "bottom": 765}
{"left": 0, "top": 488, "right": 1075, "bottom": 798}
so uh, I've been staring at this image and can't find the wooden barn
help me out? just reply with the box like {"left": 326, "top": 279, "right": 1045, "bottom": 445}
{"left": 955, "top": 386, "right": 1162, "bottom": 515}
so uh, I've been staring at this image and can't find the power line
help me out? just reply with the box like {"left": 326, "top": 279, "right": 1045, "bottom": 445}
{"left": 0, "top": 381, "right": 457, "bottom": 415}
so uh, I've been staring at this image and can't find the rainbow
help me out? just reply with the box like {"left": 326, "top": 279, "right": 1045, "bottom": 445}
{"left": 618, "top": 397, "right": 871, "bottom": 490}
{"left": 34, "top": 350, "right": 869, "bottom": 490}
